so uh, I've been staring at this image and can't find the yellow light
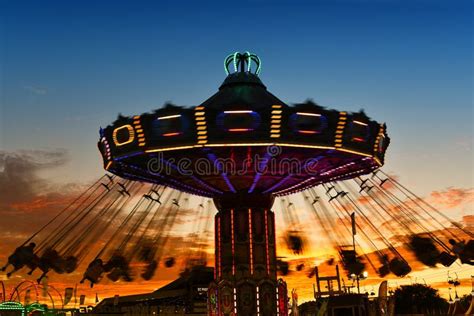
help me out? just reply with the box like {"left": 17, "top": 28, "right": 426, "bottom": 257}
{"left": 272, "top": 115, "right": 282, "bottom": 119}
{"left": 197, "top": 131, "right": 207, "bottom": 135}
{"left": 196, "top": 121, "right": 206, "bottom": 126}
{"left": 133, "top": 115, "right": 140, "bottom": 119}
{"left": 135, "top": 125, "right": 142, "bottom": 129}
{"left": 136, "top": 129, "right": 143, "bottom": 133}
{"left": 271, "top": 110, "right": 282, "bottom": 114}
{"left": 197, "top": 126, "right": 207, "bottom": 131}
{"left": 271, "top": 125, "right": 281, "bottom": 128}
{"left": 270, "top": 129, "right": 280, "bottom": 133}
{"left": 195, "top": 106, "right": 204, "bottom": 110}
{"left": 272, "top": 104, "right": 282, "bottom": 108}
{"left": 105, "top": 161, "right": 113, "bottom": 170}
{"left": 195, "top": 117, "right": 205, "bottom": 121}
{"left": 270, "top": 134, "right": 280, "bottom": 138}
{"left": 271, "top": 120, "right": 281, "bottom": 124}
{"left": 112, "top": 124, "right": 135, "bottom": 146}
{"left": 145, "top": 145, "right": 194, "bottom": 153}
{"left": 336, "top": 147, "right": 373, "bottom": 157}
{"left": 374, "top": 156, "right": 382, "bottom": 166}
{"left": 195, "top": 111, "right": 205, "bottom": 116}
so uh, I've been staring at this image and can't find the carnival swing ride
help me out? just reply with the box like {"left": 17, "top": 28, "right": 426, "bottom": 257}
{"left": 2, "top": 52, "right": 473, "bottom": 315}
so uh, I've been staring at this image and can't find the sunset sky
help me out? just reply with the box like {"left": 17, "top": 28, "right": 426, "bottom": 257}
{"left": 0, "top": 0, "right": 473, "bottom": 307}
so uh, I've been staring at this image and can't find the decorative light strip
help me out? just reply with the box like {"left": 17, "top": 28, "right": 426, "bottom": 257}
{"left": 320, "top": 161, "right": 356, "bottom": 176}
{"left": 233, "top": 287, "right": 238, "bottom": 315}
{"left": 133, "top": 116, "right": 146, "bottom": 147}
{"left": 105, "top": 161, "right": 113, "bottom": 170}
{"left": 218, "top": 216, "right": 222, "bottom": 278}
{"left": 195, "top": 107, "right": 208, "bottom": 145}
{"left": 112, "top": 124, "right": 135, "bottom": 146}
{"left": 337, "top": 147, "right": 373, "bottom": 158}
{"left": 353, "top": 120, "right": 368, "bottom": 126}
{"left": 334, "top": 112, "right": 347, "bottom": 148}
{"left": 231, "top": 209, "right": 235, "bottom": 276}
{"left": 101, "top": 135, "right": 112, "bottom": 161}
{"left": 162, "top": 132, "right": 182, "bottom": 137}
{"left": 146, "top": 145, "right": 194, "bottom": 153}
{"left": 270, "top": 105, "right": 282, "bottom": 138}
{"left": 256, "top": 286, "right": 260, "bottom": 316}
{"left": 265, "top": 210, "right": 270, "bottom": 275}
{"left": 249, "top": 208, "right": 254, "bottom": 275}
{"left": 224, "top": 110, "right": 253, "bottom": 114}
{"left": 157, "top": 114, "right": 181, "bottom": 120}
{"left": 296, "top": 112, "right": 321, "bottom": 117}
{"left": 276, "top": 287, "right": 280, "bottom": 316}
{"left": 373, "top": 124, "right": 385, "bottom": 153}
{"left": 228, "top": 128, "right": 253, "bottom": 132}
{"left": 298, "top": 130, "right": 318, "bottom": 134}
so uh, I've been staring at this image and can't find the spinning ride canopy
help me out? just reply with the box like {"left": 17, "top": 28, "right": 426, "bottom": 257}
{"left": 98, "top": 52, "right": 389, "bottom": 197}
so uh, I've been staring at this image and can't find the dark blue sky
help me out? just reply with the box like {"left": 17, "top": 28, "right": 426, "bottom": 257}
{"left": 1, "top": 0, "right": 472, "bottom": 192}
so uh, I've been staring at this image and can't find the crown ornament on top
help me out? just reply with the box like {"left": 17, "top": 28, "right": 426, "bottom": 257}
{"left": 224, "top": 51, "right": 262, "bottom": 76}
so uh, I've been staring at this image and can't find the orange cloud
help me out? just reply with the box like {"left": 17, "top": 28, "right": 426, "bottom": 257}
{"left": 429, "top": 187, "right": 474, "bottom": 209}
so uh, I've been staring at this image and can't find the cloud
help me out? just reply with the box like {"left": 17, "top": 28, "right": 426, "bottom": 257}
{"left": 0, "top": 149, "right": 70, "bottom": 207}
{"left": 24, "top": 85, "right": 48, "bottom": 95}
{"left": 429, "top": 187, "right": 474, "bottom": 209}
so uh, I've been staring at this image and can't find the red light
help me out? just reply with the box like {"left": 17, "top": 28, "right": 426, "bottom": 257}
{"left": 352, "top": 137, "right": 365, "bottom": 142}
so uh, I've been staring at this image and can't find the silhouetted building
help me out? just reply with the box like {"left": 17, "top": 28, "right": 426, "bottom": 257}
{"left": 92, "top": 266, "right": 213, "bottom": 315}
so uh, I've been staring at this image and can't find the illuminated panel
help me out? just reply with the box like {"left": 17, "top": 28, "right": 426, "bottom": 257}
{"left": 231, "top": 209, "right": 235, "bottom": 276}
{"left": 334, "top": 112, "right": 347, "bottom": 148}
{"left": 152, "top": 114, "right": 183, "bottom": 138}
{"left": 249, "top": 208, "right": 254, "bottom": 275}
{"left": 270, "top": 104, "right": 282, "bottom": 138}
{"left": 112, "top": 124, "right": 135, "bottom": 146}
{"left": 133, "top": 115, "right": 146, "bottom": 147}
{"left": 265, "top": 210, "right": 270, "bottom": 275}
{"left": 350, "top": 120, "right": 370, "bottom": 143}
{"left": 217, "top": 110, "right": 261, "bottom": 132}
{"left": 195, "top": 107, "right": 208, "bottom": 145}
{"left": 290, "top": 112, "right": 328, "bottom": 135}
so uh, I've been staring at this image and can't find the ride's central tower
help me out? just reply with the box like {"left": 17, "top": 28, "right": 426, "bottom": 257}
{"left": 212, "top": 193, "right": 278, "bottom": 315}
